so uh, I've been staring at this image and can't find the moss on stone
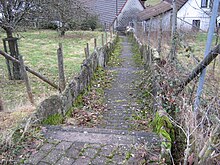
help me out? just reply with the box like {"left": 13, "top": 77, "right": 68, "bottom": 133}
{"left": 42, "top": 114, "right": 64, "bottom": 125}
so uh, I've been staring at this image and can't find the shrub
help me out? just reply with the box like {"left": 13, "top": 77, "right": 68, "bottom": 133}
{"left": 80, "top": 21, "right": 90, "bottom": 30}
{"left": 80, "top": 17, "right": 99, "bottom": 31}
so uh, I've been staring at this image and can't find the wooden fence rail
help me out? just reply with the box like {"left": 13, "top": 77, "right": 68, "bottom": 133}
{"left": 176, "top": 44, "right": 220, "bottom": 94}
{"left": 0, "top": 50, "right": 59, "bottom": 90}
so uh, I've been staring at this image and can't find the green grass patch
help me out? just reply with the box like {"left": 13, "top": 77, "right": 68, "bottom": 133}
{"left": 108, "top": 36, "right": 123, "bottom": 67}
{"left": 128, "top": 34, "right": 143, "bottom": 65}
{"left": 0, "top": 30, "right": 104, "bottom": 110}
{"left": 132, "top": 43, "right": 143, "bottom": 65}
{"left": 145, "top": 0, "right": 161, "bottom": 6}
{"left": 42, "top": 114, "right": 64, "bottom": 125}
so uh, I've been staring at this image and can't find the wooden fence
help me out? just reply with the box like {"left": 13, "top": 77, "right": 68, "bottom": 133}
{"left": 35, "top": 35, "right": 117, "bottom": 121}
{"left": 0, "top": 30, "right": 114, "bottom": 111}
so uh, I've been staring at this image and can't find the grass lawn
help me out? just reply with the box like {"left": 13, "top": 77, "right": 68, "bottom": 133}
{"left": 0, "top": 30, "right": 105, "bottom": 111}
{"left": 145, "top": 0, "right": 161, "bottom": 6}
{"left": 177, "top": 32, "right": 220, "bottom": 102}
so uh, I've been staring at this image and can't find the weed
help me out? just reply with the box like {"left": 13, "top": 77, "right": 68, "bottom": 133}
{"left": 125, "top": 151, "right": 133, "bottom": 160}
{"left": 150, "top": 112, "right": 174, "bottom": 150}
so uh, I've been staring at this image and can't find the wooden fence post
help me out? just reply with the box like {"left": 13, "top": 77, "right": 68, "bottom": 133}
{"left": 102, "top": 34, "right": 104, "bottom": 47}
{"left": 87, "top": 43, "right": 89, "bottom": 56}
{"left": 57, "top": 43, "right": 66, "bottom": 92}
{"left": 110, "top": 29, "right": 113, "bottom": 41}
{"left": 94, "top": 38, "right": 97, "bottom": 49}
{"left": 0, "top": 96, "right": 4, "bottom": 111}
{"left": 158, "top": 14, "right": 163, "bottom": 56}
{"left": 19, "top": 55, "right": 34, "bottom": 104}
{"left": 170, "top": 0, "right": 177, "bottom": 61}
{"left": 84, "top": 48, "right": 88, "bottom": 59}
{"left": 147, "top": 18, "right": 152, "bottom": 66}
{"left": 147, "top": 18, "right": 152, "bottom": 48}
{"left": 105, "top": 32, "right": 108, "bottom": 44}
{"left": 3, "top": 39, "right": 12, "bottom": 80}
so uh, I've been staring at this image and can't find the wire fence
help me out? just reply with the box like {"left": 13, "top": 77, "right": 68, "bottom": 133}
{"left": 133, "top": 12, "right": 220, "bottom": 106}
{"left": 132, "top": 11, "right": 220, "bottom": 163}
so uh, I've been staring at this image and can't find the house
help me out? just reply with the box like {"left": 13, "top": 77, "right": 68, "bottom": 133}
{"left": 138, "top": 0, "right": 174, "bottom": 32}
{"left": 81, "top": 0, "right": 145, "bottom": 30}
{"left": 138, "top": 0, "right": 216, "bottom": 32}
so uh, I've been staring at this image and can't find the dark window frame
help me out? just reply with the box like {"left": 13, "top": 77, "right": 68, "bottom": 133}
{"left": 192, "top": 20, "right": 200, "bottom": 31}
{"left": 201, "top": 0, "right": 208, "bottom": 8}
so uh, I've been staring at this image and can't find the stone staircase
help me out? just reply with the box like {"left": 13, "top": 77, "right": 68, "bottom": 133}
{"left": 26, "top": 36, "right": 161, "bottom": 165}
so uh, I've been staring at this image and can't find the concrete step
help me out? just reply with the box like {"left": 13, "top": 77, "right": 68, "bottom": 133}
{"left": 44, "top": 126, "right": 160, "bottom": 146}
{"left": 27, "top": 126, "right": 161, "bottom": 165}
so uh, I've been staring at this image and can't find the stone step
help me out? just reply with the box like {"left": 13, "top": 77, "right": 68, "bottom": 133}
{"left": 27, "top": 126, "right": 161, "bottom": 165}
{"left": 44, "top": 126, "right": 160, "bottom": 146}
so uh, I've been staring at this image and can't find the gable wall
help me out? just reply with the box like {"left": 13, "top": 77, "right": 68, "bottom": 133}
{"left": 177, "top": 0, "right": 211, "bottom": 31}
{"left": 142, "top": 11, "right": 172, "bottom": 32}
{"left": 116, "top": 0, "right": 144, "bottom": 28}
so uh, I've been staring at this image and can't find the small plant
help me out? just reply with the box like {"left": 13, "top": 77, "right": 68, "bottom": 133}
{"left": 150, "top": 112, "right": 174, "bottom": 150}
{"left": 125, "top": 151, "right": 133, "bottom": 160}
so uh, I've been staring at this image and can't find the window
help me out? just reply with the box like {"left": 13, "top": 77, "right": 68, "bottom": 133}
{"left": 201, "top": 0, "right": 208, "bottom": 8}
{"left": 192, "top": 20, "right": 200, "bottom": 31}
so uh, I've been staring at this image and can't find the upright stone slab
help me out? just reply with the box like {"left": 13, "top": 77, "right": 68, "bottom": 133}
{"left": 36, "top": 95, "right": 62, "bottom": 121}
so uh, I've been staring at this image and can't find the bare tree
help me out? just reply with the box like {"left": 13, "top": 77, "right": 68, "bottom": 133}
{"left": 0, "top": 0, "right": 95, "bottom": 80}
{"left": 40, "top": 0, "right": 92, "bottom": 36}
{"left": 0, "top": 0, "right": 40, "bottom": 79}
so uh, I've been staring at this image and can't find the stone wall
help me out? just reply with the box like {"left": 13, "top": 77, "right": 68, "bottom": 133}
{"left": 35, "top": 37, "right": 117, "bottom": 121}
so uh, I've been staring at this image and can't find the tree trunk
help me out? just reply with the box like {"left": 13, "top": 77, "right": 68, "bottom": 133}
{"left": 60, "top": 30, "right": 65, "bottom": 36}
{"left": 0, "top": 97, "right": 3, "bottom": 111}
{"left": 5, "top": 29, "right": 22, "bottom": 80}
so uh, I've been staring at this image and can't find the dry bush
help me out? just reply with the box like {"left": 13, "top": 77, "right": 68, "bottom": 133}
{"left": 154, "top": 55, "right": 220, "bottom": 164}
{"left": 0, "top": 104, "right": 44, "bottom": 164}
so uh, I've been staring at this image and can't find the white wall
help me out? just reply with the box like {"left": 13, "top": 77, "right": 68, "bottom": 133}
{"left": 177, "top": 0, "right": 211, "bottom": 31}
{"left": 143, "top": 11, "right": 172, "bottom": 32}
{"left": 116, "top": 0, "right": 144, "bottom": 28}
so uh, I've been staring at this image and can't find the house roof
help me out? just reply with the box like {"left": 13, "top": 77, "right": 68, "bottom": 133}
{"left": 81, "top": 0, "right": 145, "bottom": 27}
{"left": 81, "top": 0, "right": 127, "bottom": 26}
{"left": 138, "top": 1, "right": 172, "bottom": 21}
{"left": 138, "top": 0, "right": 187, "bottom": 21}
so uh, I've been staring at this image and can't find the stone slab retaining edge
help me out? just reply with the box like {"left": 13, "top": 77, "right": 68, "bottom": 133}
{"left": 35, "top": 36, "right": 118, "bottom": 122}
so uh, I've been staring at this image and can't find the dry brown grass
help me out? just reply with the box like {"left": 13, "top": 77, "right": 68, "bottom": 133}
{"left": 0, "top": 104, "right": 35, "bottom": 134}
